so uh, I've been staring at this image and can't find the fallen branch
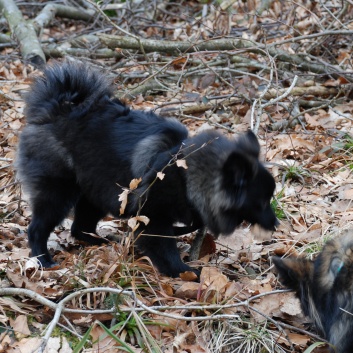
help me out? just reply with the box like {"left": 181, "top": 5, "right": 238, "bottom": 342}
{"left": 158, "top": 97, "right": 241, "bottom": 117}
{"left": 160, "top": 85, "right": 325, "bottom": 124}
{"left": 33, "top": 4, "right": 95, "bottom": 34}
{"left": 0, "top": 0, "right": 45, "bottom": 66}
{"left": 43, "top": 46, "right": 123, "bottom": 60}
{"left": 99, "top": 34, "right": 256, "bottom": 55}
{"left": 0, "top": 286, "right": 290, "bottom": 315}
{"left": 251, "top": 52, "right": 276, "bottom": 133}
{"left": 0, "top": 33, "right": 13, "bottom": 44}
{"left": 98, "top": 33, "right": 352, "bottom": 79}
{"left": 85, "top": 0, "right": 152, "bottom": 65}
{"left": 253, "top": 76, "right": 299, "bottom": 133}
{"left": 118, "top": 80, "right": 168, "bottom": 99}
{"left": 0, "top": 286, "right": 321, "bottom": 352}
{"left": 262, "top": 86, "right": 340, "bottom": 99}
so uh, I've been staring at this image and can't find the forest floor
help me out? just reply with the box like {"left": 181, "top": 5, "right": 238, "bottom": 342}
{"left": 1, "top": 0, "right": 353, "bottom": 352}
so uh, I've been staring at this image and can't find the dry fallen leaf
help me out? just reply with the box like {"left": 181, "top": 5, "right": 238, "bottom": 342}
{"left": 118, "top": 188, "right": 129, "bottom": 215}
{"left": 175, "top": 282, "right": 205, "bottom": 299}
{"left": 280, "top": 293, "right": 303, "bottom": 316}
{"left": 157, "top": 171, "right": 165, "bottom": 180}
{"left": 129, "top": 177, "right": 142, "bottom": 190}
{"left": 7, "top": 337, "right": 42, "bottom": 353}
{"left": 176, "top": 159, "right": 188, "bottom": 169}
{"left": 179, "top": 270, "right": 198, "bottom": 281}
{"left": 128, "top": 216, "right": 150, "bottom": 232}
{"left": 10, "top": 315, "right": 31, "bottom": 339}
{"left": 2, "top": 5, "right": 353, "bottom": 353}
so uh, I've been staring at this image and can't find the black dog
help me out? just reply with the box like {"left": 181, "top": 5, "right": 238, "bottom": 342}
{"left": 16, "top": 61, "right": 278, "bottom": 277}
{"left": 273, "top": 231, "right": 353, "bottom": 353}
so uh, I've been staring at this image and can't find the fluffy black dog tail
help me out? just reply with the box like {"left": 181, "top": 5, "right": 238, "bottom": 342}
{"left": 24, "top": 61, "right": 115, "bottom": 124}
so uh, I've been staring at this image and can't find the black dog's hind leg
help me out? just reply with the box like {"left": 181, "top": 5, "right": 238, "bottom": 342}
{"left": 136, "top": 222, "right": 196, "bottom": 277}
{"left": 28, "top": 179, "right": 79, "bottom": 268}
{"left": 71, "top": 195, "right": 107, "bottom": 245}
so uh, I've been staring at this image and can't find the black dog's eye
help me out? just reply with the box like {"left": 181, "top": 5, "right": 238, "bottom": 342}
{"left": 330, "top": 257, "right": 344, "bottom": 276}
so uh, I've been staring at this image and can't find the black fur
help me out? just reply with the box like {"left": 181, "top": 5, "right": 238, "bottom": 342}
{"left": 16, "top": 61, "right": 278, "bottom": 277}
{"left": 273, "top": 231, "right": 353, "bottom": 353}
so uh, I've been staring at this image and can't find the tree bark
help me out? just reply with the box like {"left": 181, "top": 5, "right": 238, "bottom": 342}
{"left": 0, "top": 0, "right": 45, "bottom": 66}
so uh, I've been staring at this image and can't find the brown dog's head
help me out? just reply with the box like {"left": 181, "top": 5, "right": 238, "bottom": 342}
{"left": 273, "top": 231, "right": 353, "bottom": 353}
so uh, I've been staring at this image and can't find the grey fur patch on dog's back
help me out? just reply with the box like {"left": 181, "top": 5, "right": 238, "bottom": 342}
{"left": 131, "top": 118, "right": 186, "bottom": 177}
{"left": 131, "top": 135, "right": 169, "bottom": 177}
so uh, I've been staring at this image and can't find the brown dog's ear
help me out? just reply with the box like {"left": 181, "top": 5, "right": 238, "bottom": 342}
{"left": 272, "top": 256, "right": 314, "bottom": 291}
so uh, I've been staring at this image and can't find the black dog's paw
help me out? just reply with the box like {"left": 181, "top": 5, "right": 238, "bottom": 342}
{"left": 73, "top": 233, "right": 109, "bottom": 246}
{"left": 163, "top": 262, "right": 199, "bottom": 278}
{"left": 32, "top": 254, "right": 58, "bottom": 269}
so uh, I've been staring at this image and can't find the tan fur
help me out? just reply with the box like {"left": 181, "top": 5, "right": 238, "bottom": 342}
{"left": 273, "top": 230, "right": 353, "bottom": 353}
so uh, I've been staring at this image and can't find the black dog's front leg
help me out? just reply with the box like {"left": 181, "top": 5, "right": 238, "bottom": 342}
{"left": 71, "top": 195, "right": 108, "bottom": 245}
{"left": 135, "top": 223, "right": 196, "bottom": 277}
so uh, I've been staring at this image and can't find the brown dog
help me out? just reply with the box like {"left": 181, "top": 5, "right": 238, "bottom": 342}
{"left": 273, "top": 231, "right": 353, "bottom": 353}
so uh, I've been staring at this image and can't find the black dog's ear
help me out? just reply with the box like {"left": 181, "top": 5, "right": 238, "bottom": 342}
{"left": 237, "top": 130, "right": 260, "bottom": 158}
{"left": 222, "top": 151, "right": 258, "bottom": 207}
{"left": 223, "top": 151, "right": 258, "bottom": 185}
{"left": 223, "top": 130, "right": 260, "bottom": 186}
